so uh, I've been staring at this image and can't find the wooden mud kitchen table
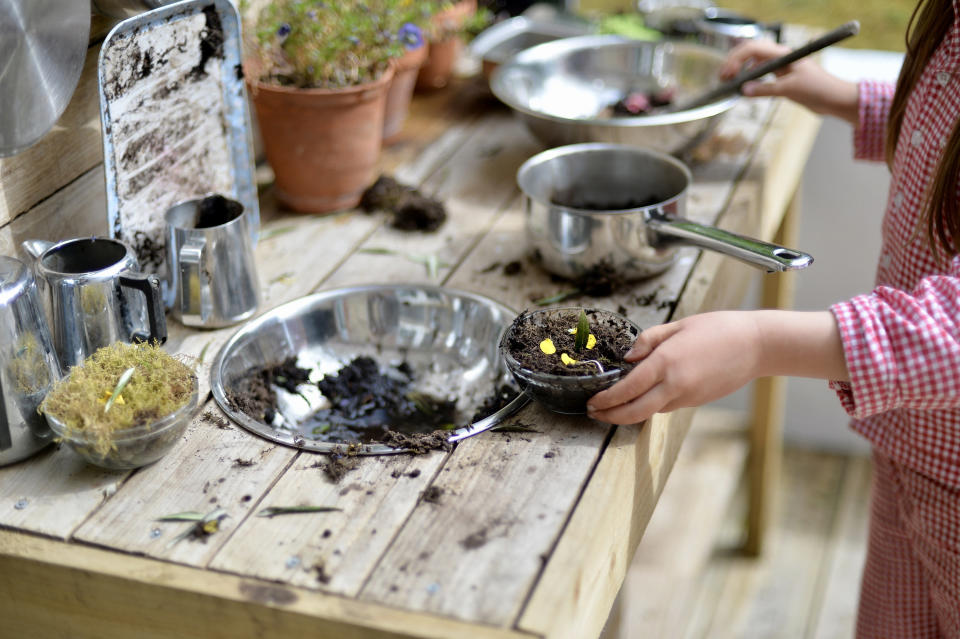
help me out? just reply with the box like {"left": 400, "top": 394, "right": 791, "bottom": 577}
{"left": 0, "top": 60, "right": 821, "bottom": 639}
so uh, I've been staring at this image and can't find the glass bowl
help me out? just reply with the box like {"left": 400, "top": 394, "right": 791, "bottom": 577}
{"left": 499, "top": 307, "right": 640, "bottom": 414}
{"left": 46, "top": 375, "right": 199, "bottom": 470}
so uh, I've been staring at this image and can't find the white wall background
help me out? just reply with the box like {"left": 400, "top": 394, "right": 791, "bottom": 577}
{"left": 717, "top": 48, "right": 904, "bottom": 453}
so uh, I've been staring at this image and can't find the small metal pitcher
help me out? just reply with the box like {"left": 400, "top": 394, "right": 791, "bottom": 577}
{"left": 164, "top": 195, "right": 260, "bottom": 328}
{"left": 22, "top": 237, "right": 166, "bottom": 369}
{"left": 0, "top": 256, "right": 61, "bottom": 466}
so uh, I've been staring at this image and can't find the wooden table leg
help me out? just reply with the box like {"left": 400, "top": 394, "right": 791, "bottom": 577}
{"left": 745, "top": 187, "right": 801, "bottom": 556}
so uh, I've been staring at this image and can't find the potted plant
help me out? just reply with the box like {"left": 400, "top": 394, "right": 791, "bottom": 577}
{"left": 40, "top": 342, "right": 198, "bottom": 470}
{"left": 499, "top": 307, "right": 639, "bottom": 414}
{"left": 415, "top": 0, "right": 479, "bottom": 90}
{"left": 243, "top": 0, "right": 404, "bottom": 214}
{"left": 382, "top": 14, "right": 429, "bottom": 144}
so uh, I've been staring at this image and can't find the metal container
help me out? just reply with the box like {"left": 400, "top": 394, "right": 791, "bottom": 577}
{"left": 22, "top": 238, "right": 166, "bottom": 369}
{"left": 500, "top": 307, "right": 640, "bottom": 415}
{"left": 211, "top": 285, "right": 528, "bottom": 455}
{"left": 694, "top": 8, "right": 781, "bottom": 50}
{"left": 518, "top": 143, "right": 813, "bottom": 280}
{"left": 0, "top": 256, "right": 61, "bottom": 466}
{"left": 0, "top": 0, "right": 89, "bottom": 157}
{"left": 468, "top": 15, "right": 590, "bottom": 80}
{"left": 490, "top": 35, "right": 738, "bottom": 156}
{"left": 92, "top": 0, "right": 177, "bottom": 19}
{"left": 165, "top": 195, "right": 260, "bottom": 328}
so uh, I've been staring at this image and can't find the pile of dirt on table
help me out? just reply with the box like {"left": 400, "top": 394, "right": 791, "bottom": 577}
{"left": 359, "top": 175, "right": 447, "bottom": 232}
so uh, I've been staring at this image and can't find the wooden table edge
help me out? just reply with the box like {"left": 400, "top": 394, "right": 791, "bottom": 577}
{"left": 0, "top": 528, "right": 542, "bottom": 639}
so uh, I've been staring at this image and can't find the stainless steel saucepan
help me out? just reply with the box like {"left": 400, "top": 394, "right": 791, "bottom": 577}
{"left": 517, "top": 143, "right": 813, "bottom": 280}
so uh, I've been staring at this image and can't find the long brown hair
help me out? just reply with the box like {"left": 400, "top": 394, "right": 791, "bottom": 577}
{"left": 886, "top": 0, "right": 960, "bottom": 258}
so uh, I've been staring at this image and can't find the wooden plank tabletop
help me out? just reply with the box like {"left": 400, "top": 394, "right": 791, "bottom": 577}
{"left": 0, "top": 66, "right": 820, "bottom": 639}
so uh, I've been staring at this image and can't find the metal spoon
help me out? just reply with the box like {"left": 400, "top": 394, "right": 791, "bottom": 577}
{"left": 667, "top": 20, "right": 860, "bottom": 113}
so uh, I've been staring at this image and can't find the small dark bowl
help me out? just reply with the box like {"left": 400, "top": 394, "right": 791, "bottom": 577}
{"left": 499, "top": 307, "right": 640, "bottom": 414}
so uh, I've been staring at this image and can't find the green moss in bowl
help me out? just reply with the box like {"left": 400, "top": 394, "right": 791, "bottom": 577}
{"left": 40, "top": 342, "right": 198, "bottom": 470}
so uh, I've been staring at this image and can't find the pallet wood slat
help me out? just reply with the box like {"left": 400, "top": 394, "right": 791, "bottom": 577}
{"left": 72, "top": 398, "right": 296, "bottom": 565}
{"left": 360, "top": 406, "right": 611, "bottom": 626}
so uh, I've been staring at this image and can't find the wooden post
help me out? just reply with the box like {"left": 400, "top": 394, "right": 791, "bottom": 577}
{"left": 745, "top": 188, "right": 801, "bottom": 556}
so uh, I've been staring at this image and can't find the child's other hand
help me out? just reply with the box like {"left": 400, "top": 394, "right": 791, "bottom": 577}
{"left": 719, "top": 39, "right": 860, "bottom": 124}
{"left": 586, "top": 311, "right": 762, "bottom": 425}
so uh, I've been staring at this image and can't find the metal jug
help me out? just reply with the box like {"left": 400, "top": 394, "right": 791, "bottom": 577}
{"left": 22, "top": 237, "right": 167, "bottom": 369}
{"left": 0, "top": 256, "right": 61, "bottom": 466}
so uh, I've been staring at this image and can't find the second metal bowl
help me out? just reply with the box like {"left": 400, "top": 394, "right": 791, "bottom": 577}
{"left": 490, "top": 35, "right": 738, "bottom": 155}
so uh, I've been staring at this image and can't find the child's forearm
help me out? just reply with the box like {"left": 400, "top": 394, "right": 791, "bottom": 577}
{"left": 753, "top": 310, "right": 850, "bottom": 381}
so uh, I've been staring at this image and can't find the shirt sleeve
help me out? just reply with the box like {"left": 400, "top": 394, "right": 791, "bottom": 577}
{"left": 852, "top": 80, "right": 896, "bottom": 162}
{"left": 829, "top": 256, "right": 960, "bottom": 418}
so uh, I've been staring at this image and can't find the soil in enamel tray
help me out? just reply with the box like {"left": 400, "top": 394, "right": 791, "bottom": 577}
{"left": 228, "top": 356, "right": 516, "bottom": 449}
{"left": 506, "top": 309, "right": 638, "bottom": 376}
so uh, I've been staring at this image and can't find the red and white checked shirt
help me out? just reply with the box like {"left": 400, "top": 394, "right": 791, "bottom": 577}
{"left": 829, "top": 2, "right": 960, "bottom": 489}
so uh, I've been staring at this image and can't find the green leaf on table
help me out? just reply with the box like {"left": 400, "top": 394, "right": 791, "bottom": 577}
{"left": 256, "top": 506, "right": 342, "bottom": 518}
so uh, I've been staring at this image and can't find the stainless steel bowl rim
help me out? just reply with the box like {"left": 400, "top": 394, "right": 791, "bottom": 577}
{"left": 211, "top": 284, "right": 529, "bottom": 455}
{"left": 499, "top": 307, "right": 641, "bottom": 384}
{"left": 490, "top": 35, "right": 739, "bottom": 128}
{"left": 517, "top": 142, "right": 693, "bottom": 216}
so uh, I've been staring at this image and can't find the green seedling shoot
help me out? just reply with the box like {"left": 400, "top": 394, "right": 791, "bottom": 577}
{"left": 574, "top": 310, "right": 590, "bottom": 351}
{"left": 104, "top": 367, "right": 135, "bottom": 413}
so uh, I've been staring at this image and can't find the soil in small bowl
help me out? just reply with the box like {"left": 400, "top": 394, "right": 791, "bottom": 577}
{"left": 505, "top": 309, "right": 638, "bottom": 376}
{"left": 549, "top": 189, "right": 665, "bottom": 211}
{"left": 194, "top": 194, "right": 243, "bottom": 228}
{"left": 359, "top": 174, "right": 447, "bottom": 232}
{"left": 40, "top": 341, "right": 197, "bottom": 466}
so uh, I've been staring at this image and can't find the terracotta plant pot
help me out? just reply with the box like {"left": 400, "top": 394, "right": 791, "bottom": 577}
{"left": 248, "top": 68, "right": 394, "bottom": 214}
{"left": 383, "top": 44, "right": 428, "bottom": 145}
{"left": 416, "top": 0, "right": 476, "bottom": 91}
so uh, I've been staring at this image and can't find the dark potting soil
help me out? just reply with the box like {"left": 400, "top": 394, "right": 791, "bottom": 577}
{"left": 359, "top": 175, "right": 447, "bottom": 232}
{"left": 609, "top": 86, "right": 677, "bottom": 116}
{"left": 505, "top": 309, "right": 638, "bottom": 376}
{"left": 195, "top": 194, "right": 242, "bottom": 228}
{"left": 549, "top": 189, "right": 665, "bottom": 211}
{"left": 227, "top": 357, "right": 311, "bottom": 425}
{"left": 469, "top": 384, "right": 518, "bottom": 423}
{"left": 301, "top": 356, "right": 458, "bottom": 444}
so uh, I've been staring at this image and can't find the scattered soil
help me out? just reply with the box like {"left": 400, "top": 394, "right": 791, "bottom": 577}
{"left": 460, "top": 529, "right": 487, "bottom": 550}
{"left": 503, "top": 260, "right": 523, "bottom": 276}
{"left": 321, "top": 444, "right": 362, "bottom": 483}
{"left": 380, "top": 430, "right": 452, "bottom": 455}
{"left": 359, "top": 175, "right": 447, "bottom": 232}
{"left": 190, "top": 5, "right": 225, "bottom": 81}
{"left": 301, "top": 356, "right": 457, "bottom": 444}
{"left": 201, "top": 411, "right": 231, "bottom": 430}
{"left": 421, "top": 486, "right": 444, "bottom": 504}
{"left": 227, "top": 357, "right": 311, "bottom": 425}
{"left": 504, "top": 309, "right": 638, "bottom": 377}
{"left": 194, "top": 194, "right": 242, "bottom": 228}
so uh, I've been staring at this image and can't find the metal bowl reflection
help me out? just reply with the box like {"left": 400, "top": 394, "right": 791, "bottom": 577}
{"left": 490, "top": 35, "right": 737, "bottom": 155}
{"left": 211, "top": 285, "right": 527, "bottom": 454}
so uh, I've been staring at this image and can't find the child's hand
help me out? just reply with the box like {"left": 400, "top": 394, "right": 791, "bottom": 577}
{"left": 586, "top": 312, "right": 763, "bottom": 425}
{"left": 720, "top": 39, "right": 860, "bottom": 124}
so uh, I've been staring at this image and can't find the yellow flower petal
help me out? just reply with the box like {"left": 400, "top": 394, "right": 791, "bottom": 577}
{"left": 539, "top": 338, "right": 557, "bottom": 355}
{"left": 561, "top": 353, "right": 578, "bottom": 366}
{"left": 98, "top": 390, "right": 124, "bottom": 405}
{"left": 587, "top": 334, "right": 596, "bottom": 349}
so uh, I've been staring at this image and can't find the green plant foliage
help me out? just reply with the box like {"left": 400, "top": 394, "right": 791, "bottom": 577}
{"left": 574, "top": 309, "right": 590, "bottom": 351}
{"left": 245, "top": 0, "right": 443, "bottom": 89}
{"left": 40, "top": 342, "right": 196, "bottom": 455}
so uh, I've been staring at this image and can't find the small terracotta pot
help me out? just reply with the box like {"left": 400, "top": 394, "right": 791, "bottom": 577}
{"left": 416, "top": 0, "right": 476, "bottom": 91}
{"left": 383, "top": 44, "right": 428, "bottom": 145}
{"left": 248, "top": 68, "right": 394, "bottom": 214}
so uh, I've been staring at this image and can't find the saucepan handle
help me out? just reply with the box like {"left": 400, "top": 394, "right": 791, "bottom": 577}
{"left": 644, "top": 211, "right": 813, "bottom": 272}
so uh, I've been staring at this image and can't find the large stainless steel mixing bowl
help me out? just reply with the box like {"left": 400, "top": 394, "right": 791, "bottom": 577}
{"left": 490, "top": 35, "right": 738, "bottom": 155}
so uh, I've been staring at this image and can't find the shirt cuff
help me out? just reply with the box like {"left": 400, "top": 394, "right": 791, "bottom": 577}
{"left": 830, "top": 297, "right": 900, "bottom": 418}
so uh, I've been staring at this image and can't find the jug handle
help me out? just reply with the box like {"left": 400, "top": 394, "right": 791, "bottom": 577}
{"left": 177, "top": 237, "right": 208, "bottom": 326}
{"left": 119, "top": 273, "right": 168, "bottom": 344}
{"left": 0, "top": 376, "right": 11, "bottom": 451}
